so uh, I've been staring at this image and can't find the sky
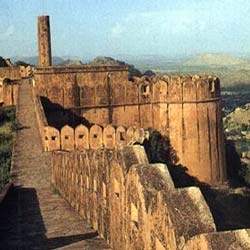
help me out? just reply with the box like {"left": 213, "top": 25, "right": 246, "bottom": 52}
{"left": 1, "top": 0, "right": 250, "bottom": 59}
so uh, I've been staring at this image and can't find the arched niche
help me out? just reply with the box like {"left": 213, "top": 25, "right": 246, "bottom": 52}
{"left": 153, "top": 79, "right": 167, "bottom": 102}
{"left": 168, "top": 76, "right": 182, "bottom": 102}
{"left": 182, "top": 77, "right": 196, "bottom": 101}
{"left": 61, "top": 125, "right": 74, "bottom": 151}
{"left": 89, "top": 124, "right": 103, "bottom": 149}
{"left": 44, "top": 126, "right": 60, "bottom": 151}
{"left": 126, "top": 126, "right": 136, "bottom": 145}
{"left": 75, "top": 124, "right": 89, "bottom": 150}
{"left": 139, "top": 80, "right": 152, "bottom": 103}
{"left": 103, "top": 125, "right": 116, "bottom": 149}
{"left": 197, "top": 78, "right": 209, "bottom": 100}
{"left": 116, "top": 126, "right": 127, "bottom": 147}
{"left": 126, "top": 80, "right": 139, "bottom": 103}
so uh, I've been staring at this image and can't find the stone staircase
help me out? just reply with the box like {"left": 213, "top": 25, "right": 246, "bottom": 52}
{"left": 0, "top": 80, "right": 110, "bottom": 249}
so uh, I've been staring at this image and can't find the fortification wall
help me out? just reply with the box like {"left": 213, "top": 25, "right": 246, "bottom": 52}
{"left": 34, "top": 70, "right": 226, "bottom": 183}
{"left": 31, "top": 89, "right": 147, "bottom": 151}
{"left": 31, "top": 87, "right": 49, "bottom": 148}
{"left": 51, "top": 147, "right": 249, "bottom": 250}
{"left": 44, "top": 124, "right": 147, "bottom": 152}
{"left": 0, "top": 78, "right": 19, "bottom": 106}
{"left": 183, "top": 230, "right": 250, "bottom": 250}
{"left": 33, "top": 65, "right": 128, "bottom": 112}
{"left": 0, "top": 67, "right": 21, "bottom": 79}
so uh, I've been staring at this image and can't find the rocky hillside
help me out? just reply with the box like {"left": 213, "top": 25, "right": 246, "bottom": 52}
{"left": 224, "top": 103, "right": 250, "bottom": 139}
{"left": 89, "top": 56, "right": 142, "bottom": 77}
{"left": 60, "top": 59, "right": 83, "bottom": 66}
{"left": 183, "top": 53, "right": 247, "bottom": 67}
{"left": 11, "top": 56, "right": 65, "bottom": 66}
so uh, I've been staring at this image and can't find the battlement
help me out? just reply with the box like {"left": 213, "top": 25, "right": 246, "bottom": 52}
{"left": 32, "top": 14, "right": 226, "bottom": 185}
{"left": 128, "top": 74, "right": 221, "bottom": 103}
{"left": 51, "top": 147, "right": 248, "bottom": 250}
{"left": 32, "top": 69, "right": 226, "bottom": 184}
{"left": 33, "top": 72, "right": 221, "bottom": 111}
{"left": 44, "top": 124, "right": 148, "bottom": 151}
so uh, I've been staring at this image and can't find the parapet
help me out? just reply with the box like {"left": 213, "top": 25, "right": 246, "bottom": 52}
{"left": 50, "top": 146, "right": 221, "bottom": 250}
{"left": 44, "top": 124, "right": 148, "bottom": 151}
{"left": 128, "top": 74, "right": 221, "bottom": 104}
{"left": 34, "top": 65, "right": 129, "bottom": 74}
{"left": 51, "top": 146, "right": 247, "bottom": 250}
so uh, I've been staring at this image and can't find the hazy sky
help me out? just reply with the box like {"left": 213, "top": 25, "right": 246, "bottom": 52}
{"left": 1, "top": 0, "right": 250, "bottom": 59}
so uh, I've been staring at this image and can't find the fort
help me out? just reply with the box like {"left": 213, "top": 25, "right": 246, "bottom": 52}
{"left": 0, "top": 15, "right": 249, "bottom": 249}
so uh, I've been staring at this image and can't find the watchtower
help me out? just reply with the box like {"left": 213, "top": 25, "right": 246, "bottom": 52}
{"left": 38, "top": 16, "right": 52, "bottom": 67}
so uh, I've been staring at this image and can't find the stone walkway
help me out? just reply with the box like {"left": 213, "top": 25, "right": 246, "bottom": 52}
{"left": 0, "top": 80, "right": 110, "bottom": 249}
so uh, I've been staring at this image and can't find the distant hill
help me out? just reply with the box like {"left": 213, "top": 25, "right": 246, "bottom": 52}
{"left": 183, "top": 53, "right": 247, "bottom": 66}
{"left": 60, "top": 59, "right": 84, "bottom": 66}
{"left": 89, "top": 56, "right": 142, "bottom": 77}
{"left": 90, "top": 56, "right": 126, "bottom": 66}
{"left": 11, "top": 56, "right": 65, "bottom": 66}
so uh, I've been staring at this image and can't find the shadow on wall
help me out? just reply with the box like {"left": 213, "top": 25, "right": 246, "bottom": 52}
{"left": 143, "top": 129, "right": 250, "bottom": 231}
{"left": 40, "top": 96, "right": 91, "bottom": 130}
{"left": 0, "top": 186, "right": 98, "bottom": 249}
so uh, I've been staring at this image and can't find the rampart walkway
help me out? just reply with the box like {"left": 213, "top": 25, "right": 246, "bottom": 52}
{"left": 0, "top": 80, "right": 110, "bottom": 249}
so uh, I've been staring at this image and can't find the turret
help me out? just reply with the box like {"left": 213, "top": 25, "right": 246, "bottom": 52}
{"left": 38, "top": 16, "right": 52, "bottom": 67}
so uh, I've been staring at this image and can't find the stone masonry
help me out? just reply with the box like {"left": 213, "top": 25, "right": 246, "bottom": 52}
{"left": 38, "top": 16, "right": 52, "bottom": 67}
{"left": 0, "top": 79, "right": 110, "bottom": 249}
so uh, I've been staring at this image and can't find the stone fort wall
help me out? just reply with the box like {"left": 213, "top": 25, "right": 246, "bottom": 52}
{"left": 32, "top": 88, "right": 148, "bottom": 151}
{"left": 33, "top": 68, "right": 226, "bottom": 183}
{"left": 44, "top": 124, "right": 148, "bottom": 152}
{"left": 0, "top": 78, "right": 19, "bottom": 106}
{"left": 0, "top": 67, "right": 21, "bottom": 79}
{"left": 51, "top": 147, "right": 250, "bottom": 250}
{"left": 0, "top": 65, "right": 33, "bottom": 106}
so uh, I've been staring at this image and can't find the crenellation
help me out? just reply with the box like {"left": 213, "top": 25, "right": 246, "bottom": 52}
{"left": 51, "top": 147, "right": 230, "bottom": 250}
{"left": 44, "top": 126, "right": 60, "bottom": 151}
{"left": 32, "top": 67, "right": 226, "bottom": 183}
{"left": 103, "top": 125, "right": 116, "bottom": 149}
{"left": 61, "top": 125, "right": 74, "bottom": 151}
{"left": 168, "top": 75, "right": 183, "bottom": 102}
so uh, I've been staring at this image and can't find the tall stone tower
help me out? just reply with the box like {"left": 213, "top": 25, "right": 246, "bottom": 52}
{"left": 38, "top": 16, "right": 52, "bottom": 67}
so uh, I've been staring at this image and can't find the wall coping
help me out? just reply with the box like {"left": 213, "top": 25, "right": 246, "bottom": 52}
{"left": 34, "top": 65, "right": 129, "bottom": 74}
